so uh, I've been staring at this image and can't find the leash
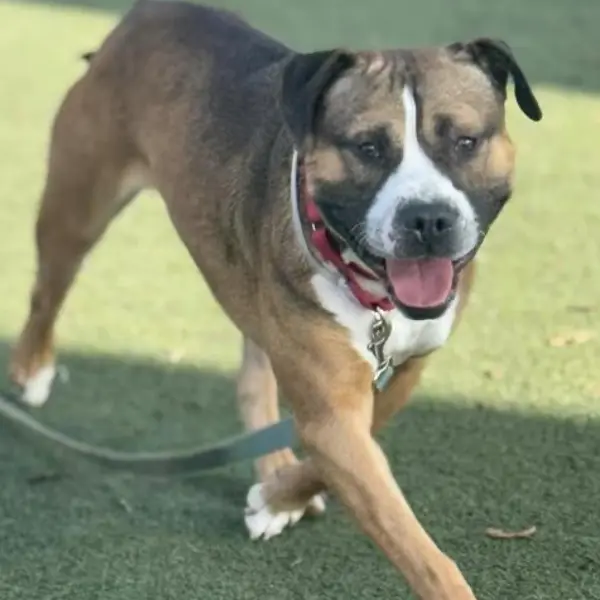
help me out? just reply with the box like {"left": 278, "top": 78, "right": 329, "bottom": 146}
{"left": 0, "top": 386, "right": 297, "bottom": 477}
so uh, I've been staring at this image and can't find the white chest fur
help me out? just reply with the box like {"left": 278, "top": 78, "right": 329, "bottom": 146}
{"left": 311, "top": 273, "right": 458, "bottom": 371}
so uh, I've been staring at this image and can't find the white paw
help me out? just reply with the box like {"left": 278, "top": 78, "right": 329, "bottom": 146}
{"left": 244, "top": 483, "right": 326, "bottom": 541}
{"left": 22, "top": 364, "right": 56, "bottom": 407}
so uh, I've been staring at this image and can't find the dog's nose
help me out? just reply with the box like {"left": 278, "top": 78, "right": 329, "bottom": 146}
{"left": 395, "top": 202, "right": 460, "bottom": 243}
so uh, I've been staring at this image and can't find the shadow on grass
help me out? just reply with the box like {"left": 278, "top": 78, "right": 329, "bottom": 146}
{"left": 10, "top": 0, "right": 600, "bottom": 95}
{"left": 0, "top": 339, "right": 599, "bottom": 599}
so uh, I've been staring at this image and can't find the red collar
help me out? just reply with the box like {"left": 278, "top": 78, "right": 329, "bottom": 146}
{"left": 297, "top": 157, "right": 394, "bottom": 312}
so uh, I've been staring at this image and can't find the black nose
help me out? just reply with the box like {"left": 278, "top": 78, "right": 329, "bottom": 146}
{"left": 396, "top": 202, "right": 460, "bottom": 242}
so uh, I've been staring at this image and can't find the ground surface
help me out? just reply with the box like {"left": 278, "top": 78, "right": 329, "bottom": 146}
{"left": 1, "top": 0, "right": 600, "bottom": 598}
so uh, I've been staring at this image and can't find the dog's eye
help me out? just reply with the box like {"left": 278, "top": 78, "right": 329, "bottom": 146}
{"left": 356, "top": 141, "right": 383, "bottom": 162}
{"left": 346, "top": 128, "right": 391, "bottom": 163}
{"left": 454, "top": 136, "right": 479, "bottom": 155}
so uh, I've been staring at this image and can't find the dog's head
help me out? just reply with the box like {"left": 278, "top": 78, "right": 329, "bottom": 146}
{"left": 280, "top": 39, "right": 542, "bottom": 320}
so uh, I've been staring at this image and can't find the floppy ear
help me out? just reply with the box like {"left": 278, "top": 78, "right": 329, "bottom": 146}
{"left": 450, "top": 38, "right": 542, "bottom": 122}
{"left": 280, "top": 50, "right": 355, "bottom": 143}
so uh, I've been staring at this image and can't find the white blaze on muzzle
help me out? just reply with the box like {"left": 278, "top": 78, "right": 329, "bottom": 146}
{"left": 365, "top": 86, "right": 479, "bottom": 258}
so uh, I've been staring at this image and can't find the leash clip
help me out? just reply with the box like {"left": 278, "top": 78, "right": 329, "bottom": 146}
{"left": 368, "top": 308, "right": 394, "bottom": 391}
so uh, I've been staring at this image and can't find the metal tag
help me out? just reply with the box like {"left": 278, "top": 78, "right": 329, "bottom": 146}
{"left": 367, "top": 309, "right": 394, "bottom": 392}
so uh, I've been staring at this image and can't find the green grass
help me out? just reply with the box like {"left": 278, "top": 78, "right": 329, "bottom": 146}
{"left": 1, "top": 0, "right": 600, "bottom": 598}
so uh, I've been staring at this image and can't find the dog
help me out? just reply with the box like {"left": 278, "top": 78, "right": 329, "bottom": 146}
{"left": 9, "top": 1, "right": 542, "bottom": 597}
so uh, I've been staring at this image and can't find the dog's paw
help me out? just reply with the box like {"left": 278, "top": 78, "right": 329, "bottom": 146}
{"left": 244, "top": 483, "right": 326, "bottom": 541}
{"left": 21, "top": 364, "right": 56, "bottom": 407}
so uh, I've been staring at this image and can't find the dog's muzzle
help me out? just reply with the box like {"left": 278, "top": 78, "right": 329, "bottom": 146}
{"left": 372, "top": 200, "right": 479, "bottom": 320}
{"left": 392, "top": 201, "right": 472, "bottom": 260}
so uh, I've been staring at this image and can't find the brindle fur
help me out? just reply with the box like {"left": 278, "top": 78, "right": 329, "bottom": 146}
{"left": 10, "top": 2, "right": 540, "bottom": 598}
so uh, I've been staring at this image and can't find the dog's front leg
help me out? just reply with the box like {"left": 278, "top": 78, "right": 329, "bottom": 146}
{"left": 274, "top": 352, "right": 476, "bottom": 600}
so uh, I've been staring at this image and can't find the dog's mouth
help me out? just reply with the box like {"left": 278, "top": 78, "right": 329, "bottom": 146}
{"left": 385, "top": 256, "right": 455, "bottom": 308}
{"left": 385, "top": 256, "right": 469, "bottom": 320}
{"left": 298, "top": 164, "right": 475, "bottom": 320}
{"left": 352, "top": 243, "right": 473, "bottom": 320}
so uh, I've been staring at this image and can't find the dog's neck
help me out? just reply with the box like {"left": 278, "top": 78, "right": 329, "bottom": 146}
{"left": 289, "top": 150, "right": 393, "bottom": 312}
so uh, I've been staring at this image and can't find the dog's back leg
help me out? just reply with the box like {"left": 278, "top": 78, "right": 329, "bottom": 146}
{"left": 10, "top": 75, "right": 149, "bottom": 406}
{"left": 236, "top": 337, "right": 298, "bottom": 482}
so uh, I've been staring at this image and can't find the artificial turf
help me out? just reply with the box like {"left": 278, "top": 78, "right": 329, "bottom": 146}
{"left": 1, "top": 0, "right": 600, "bottom": 598}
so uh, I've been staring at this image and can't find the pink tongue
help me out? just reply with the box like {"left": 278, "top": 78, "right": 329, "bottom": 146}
{"left": 385, "top": 258, "right": 454, "bottom": 308}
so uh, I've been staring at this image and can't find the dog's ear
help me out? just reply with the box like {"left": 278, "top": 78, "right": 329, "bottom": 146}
{"left": 280, "top": 50, "right": 356, "bottom": 143}
{"left": 450, "top": 38, "right": 542, "bottom": 122}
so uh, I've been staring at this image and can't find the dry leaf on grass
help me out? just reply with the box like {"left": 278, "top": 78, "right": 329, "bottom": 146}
{"left": 548, "top": 330, "right": 595, "bottom": 348}
{"left": 485, "top": 525, "right": 537, "bottom": 540}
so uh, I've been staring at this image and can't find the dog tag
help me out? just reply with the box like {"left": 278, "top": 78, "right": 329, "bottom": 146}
{"left": 367, "top": 309, "right": 394, "bottom": 392}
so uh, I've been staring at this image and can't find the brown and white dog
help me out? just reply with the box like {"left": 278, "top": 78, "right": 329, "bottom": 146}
{"left": 9, "top": 1, "right": 542, "bottom": 598}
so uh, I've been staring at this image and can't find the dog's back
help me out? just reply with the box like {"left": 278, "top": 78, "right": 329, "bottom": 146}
{"left": 83, "top": 1, "right": 291, "bottom": 162}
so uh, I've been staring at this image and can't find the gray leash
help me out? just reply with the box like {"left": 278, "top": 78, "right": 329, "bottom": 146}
{"left": 0, "top": 388, "right": 297, "bottom": 477}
